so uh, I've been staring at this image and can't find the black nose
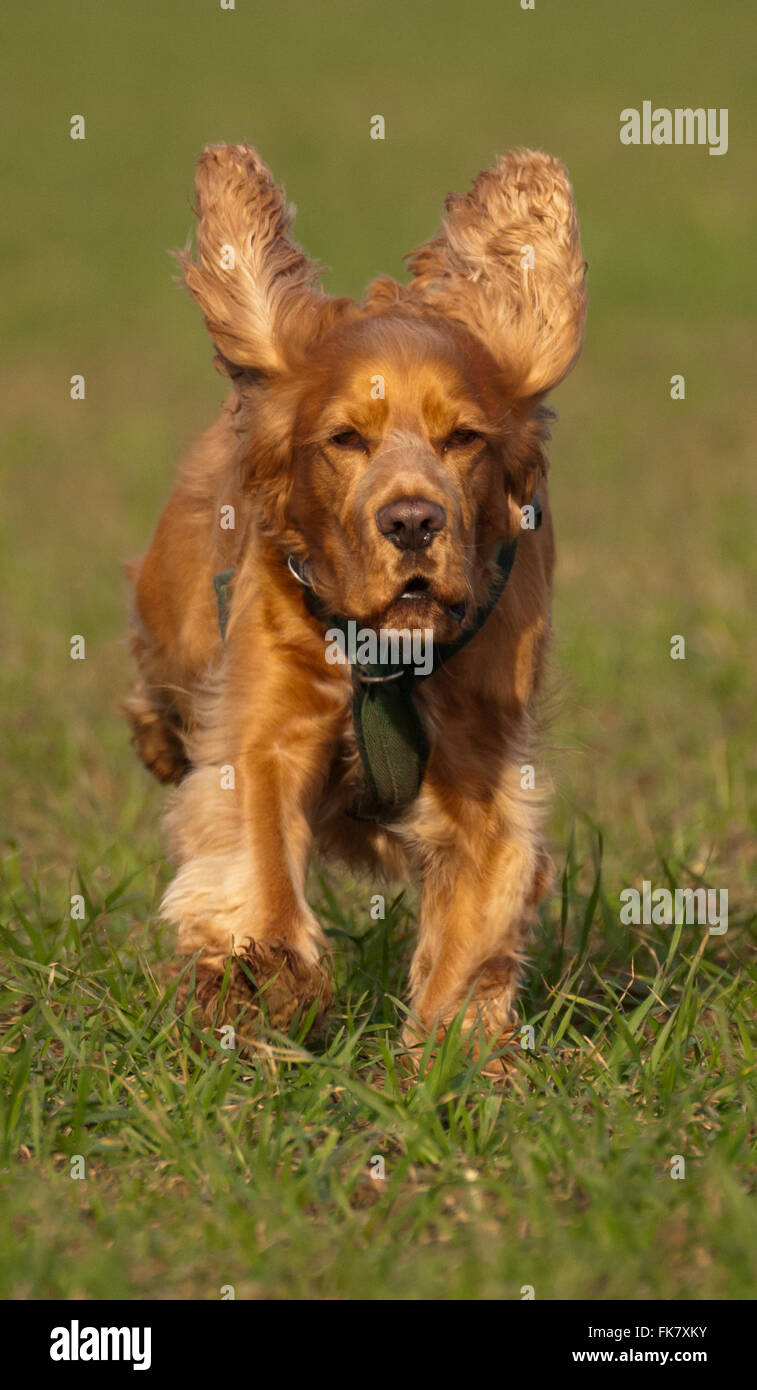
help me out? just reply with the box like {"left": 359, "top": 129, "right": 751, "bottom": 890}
{"left": 375, "top": 497, "right": 447, "bottom": 551}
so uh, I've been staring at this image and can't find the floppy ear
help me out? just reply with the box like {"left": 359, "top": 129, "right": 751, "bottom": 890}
{"left": 178, "top": 142, "right": 339, "bottom": 375}
{"left": 406, "top": 150, "right": 587, "bottom": 399}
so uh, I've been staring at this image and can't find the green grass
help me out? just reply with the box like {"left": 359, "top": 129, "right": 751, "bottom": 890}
{"left": 1, "top": 0, "right": 756, "bottom": 1300}
{"left": 2, "top": 837, "right": 755, "bottom": 1299}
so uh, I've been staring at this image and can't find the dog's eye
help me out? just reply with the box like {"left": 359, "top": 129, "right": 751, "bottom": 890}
{"left": 443, "top": 428, "right": 481, "bottom": 452}
{"left": 330, "top": 428, "right": 365, "bottom": 450}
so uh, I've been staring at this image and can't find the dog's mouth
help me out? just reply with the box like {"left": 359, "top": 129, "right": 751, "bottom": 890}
{"left": 399, "top": 575, "right": 431, "bottom": 601}
{"left": 390, "top": 575, "right": 467, "bottom": 625}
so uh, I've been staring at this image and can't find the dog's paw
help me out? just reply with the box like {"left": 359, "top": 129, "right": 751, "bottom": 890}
{"left": 400, "top": 1008, "right": 518, "bottom": 1079}
{"left": 124, "top": 687, "right": 189, "bottom": 785}
{"left": 180, "top": 940, "right": 333, "bottom": 1043}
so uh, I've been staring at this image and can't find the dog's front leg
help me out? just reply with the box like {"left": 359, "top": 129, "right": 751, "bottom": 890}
{"left": 406, "top": 771, "right": 551, "bottom": 1070}
{"left": 161, "top": 632, "right": 347, "bottom": 1036}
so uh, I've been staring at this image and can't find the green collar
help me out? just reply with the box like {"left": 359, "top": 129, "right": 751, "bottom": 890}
{"left": 213, "top": 495, "right": 540, "bottom": 822}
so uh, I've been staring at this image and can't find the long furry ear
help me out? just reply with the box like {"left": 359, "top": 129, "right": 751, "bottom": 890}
{"left": 178, "top": 143, "right": 337, "bottom": 374}
{"left": 406, "top": 150, "right": 587, "bottom": 399}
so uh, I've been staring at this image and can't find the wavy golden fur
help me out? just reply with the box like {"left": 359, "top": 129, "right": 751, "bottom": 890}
{"left": 125, "top": 142, "right": 586, "bottom": 1067}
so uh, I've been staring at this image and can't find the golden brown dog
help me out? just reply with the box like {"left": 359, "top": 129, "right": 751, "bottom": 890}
{"left": 125, "top": 142, "right": 586, "bottom": 1063}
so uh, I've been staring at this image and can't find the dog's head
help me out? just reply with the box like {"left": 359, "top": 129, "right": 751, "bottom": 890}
{"left": 180, "top": 143, "right": 586, "bottom": 638}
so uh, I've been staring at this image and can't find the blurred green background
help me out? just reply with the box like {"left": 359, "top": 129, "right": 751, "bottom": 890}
{"left": 3, "top": 0, "right": 755, "bottom": 878}
{"left": 1, "top": 0, "right": 755, "bottom": 1300}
